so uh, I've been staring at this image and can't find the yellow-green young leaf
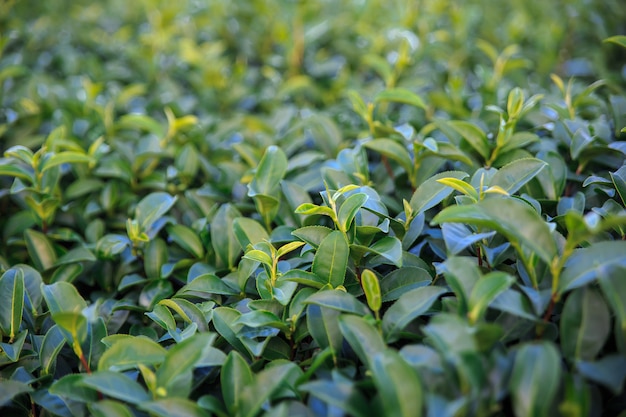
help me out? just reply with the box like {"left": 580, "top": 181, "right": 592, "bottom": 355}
{"left": 410, "top": 171, "right": 469, "bottom": 215}
{"left": 116, "top": 114, "right": 165, "bottom": 136}
{"left": 507, "top": 87, "right": 525, "bottom": 119}
{"left": 243, "top": 249, "right": 272, "bottom": 267}
{"left": 0, "top": 268, "right": 24, "bottom": 340}
{"left": 276, "top": 241, "right": 306, "bottom": 258}
{"left": 432, "top": 197, "right": 557, "bottom": 264}
{"left": 312, "top": 231, "right": 349, "bottom": 288}
{"left": 436, "top": 177, "right": 478, "bottom": 200}
{"left": 604, "top": 35, "right": 626, "bottom": 48}
{"left": 0, "top": 163, "right": 35, "bottom": 183}
{"left": 295, "top": 203, "right": 336, "bottom": 219}
{"left": 371, "top": 351, "right": 423, "bottom": 417}
{"left": 363, "top": 139, "right": 414, "bottom": 177}
{"left": 158, "top": 298, "right": 208, "bottom": 332}
{"left": 98, "top": 336, "right": 167, "bottom": 371}
{"left": 53, "top": 312, "right": 88, "bottom": 345}
{"left": 510, "top": 342, "right": 562, "bottom": 417}
{"left": 346, "top": 90, "right": 369, "bottom": 120}
{"left": 4, "top": 145, "right": 34, "bottom": 165}
{"left": 361, "top": 269, "right": 382, "bottom": 313}
{"left": 374, "top": 88, "right": 427, "bottom": 110}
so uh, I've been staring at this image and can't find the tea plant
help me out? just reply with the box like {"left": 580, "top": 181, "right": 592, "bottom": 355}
{"left": 1, "top": 1, "right": 626, "bottom": 417}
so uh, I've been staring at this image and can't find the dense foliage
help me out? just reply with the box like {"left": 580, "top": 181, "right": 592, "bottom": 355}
{"left": 1, "top": 0, "right": 626, "bottom": 416}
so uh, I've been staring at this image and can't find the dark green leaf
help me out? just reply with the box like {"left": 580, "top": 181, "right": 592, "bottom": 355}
{"left": 24, "top": 229, "right": 57, "bottom": 271}
{"left": 559, "top": 241, "right": 626, "bottom": 294}
{"left": 135, "top": 192, "right": 177, "bottom": 232}
{"left": 222, "top": 351, "right": 253, "bottom": 416}
{"left": 139, "top": 398, "right": 210, "bottom": 417}
{"left": 305, "top": 290, "right": 370, "bottom": 316}
{"left": 0, "top": 267, "right": 24, "bottom": 340}
{"left": 371, "top": 351, "right": 423, "bottom": 417}
{"left": 312, "top": 231, "right": 349, "bottom": 288}
{"left": 98, "top": 336, "right": 167, "bottom": 371}
{"left": 490, "top": 158, "right": 547, "bottom": 195}
{"left": 383, "top": 286, "right": 446, "bottom": 343}
{"left": 167, "top": 224, "right": 205, "bottom": 258}
{"left": 339, "top": 315, "right": 386, "bottom": 367}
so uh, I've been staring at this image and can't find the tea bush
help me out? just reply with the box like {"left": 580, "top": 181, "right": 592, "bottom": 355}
{"left": 1, "top": 1, "right": 626, "bottom": 416}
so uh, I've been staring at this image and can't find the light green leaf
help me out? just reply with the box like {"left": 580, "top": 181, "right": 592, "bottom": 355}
{"left": 447, "top": 120, "right": 491, "bottom": 160}
{"left": 312, "top": 231, "right": 349, "bottom": 288}
{"left": 371, "top": 351, "right": 423, "bottom": 417}
{"left": 98, "top": 336, "right": 167, "bottom": 371}
{"left": 41, "top": 282, "right": 87, "bottom": 314}
{"left": 604, "top": 35, "right": 626, "bottom": 48}
{"left": 432, "top": 197, "right": 557, "bottom": 264}
{"left": 291, "top": 225, "right": 333, "bottom": 248}
{"left": 89, "top": 400, "right": 134, "bottom": 417}
{"left": 53, "top": 312, "right": 88, "bottom": 345}
{"left": 135, "top": 192, "right": 177, "bottom": 232}
{"left": 510, "top": 342, "right": 562, "bottom": 417}
{"left": 233, "top": 217, "right": 269, "bottom": 250}
{"left": 410, "top": 171, "right": 469, "bottom": 215}
{"left": 41, "top": 152, "right": 95, "bottom": 172}
{"left": 248, "top": 145, "right": 288, "bottom": 197}
{"left": 24, "top": 229, "right": 57, "bottom": 271}
{"left": 211, "top": 204, "right": 243, "bottom": 270}
{"left": 337, "top": 192, "right": 368, "bottom": 232}
{"left": 139, "top": 398, "right": 210, "bottom": 417}
{"left": 467, "top": 271, "right": 515, "bottom": 324}
{"left": 239, "top": 363, "right": 300, "bottom": 417}
{"left": 383, "top": 286, "right": 446, "bottom": 343}
{"left": 366, "top": 236, "right": 403, "bottom": 267}
{"left": 305, "top": 290, "right": 370, "bottom": 316}
{"left": 559, "top": 241, "right": 626, "bottom": 294}
{"left": 490, "top": 158, "right": 547, "bottom": 195}
{"left": 361, "top": 269, "right": 381, "bottom": 313}
{"left": 177, "top": 273, "right": 239, "bottom": 298}
{"left": 338, "top": 315, "right": 386, "bottom": 367}
{"left": 166, "top": 224, "right": 204, "bottom": 258}
{"left": 374, "top": 88, "right": 426, "bottom": 110}
{"left": 80, "top": 371, "right": 150, "bottom": 404}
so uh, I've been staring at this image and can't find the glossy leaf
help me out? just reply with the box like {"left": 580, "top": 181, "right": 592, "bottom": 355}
{"left": 371, "top": 351, "right": 423, "bottom": 417}
{"left": 447, "top": 120, "right": 490, "bottom": 160}
{"left": 139, "top": 398, "right": 210, "bottom": 417}
{"left": 167, "top": 224, "right": 205, "bottom": 258}
{"left": 305, "top": 290, "right": 370, "bottom": 316}
{"left": 467, "top": 271, "right": 515, "bottom": 324}
{"left": 363, "top": 139, "right": 414, "bottom": 176}
{"left": 0, "top": 267, "right": 24, "bottom": 340}
{"left": 337, "top": 192, "right": 368, "bottom": 232}
{"left": 81, "top": 371, "right": 150, "bottom": 404}
{"left": 338, "top": 315, "right": 386, "bottom": 367}
{"left": 432, "top": 197, "right": 557, "bottom": 264}
{"left": 312, "top": 231, "right": 349, "bottom": 288}
{"left": 410, "top": 171, "right": 469, "bottom": 215}
{"left": 24, "top": 229, "right": 57, "bottom": 271}
{"left": 374, "top": 88, "right": 427, "bottom": 109}
{"left": 135, "top": 192, "right": 177, "bottom": 232}
{"left": 383, "top": 286, "right": 447, "bottom": 342}
{"left": 41, "top": 282, "right": 87, "bottom": 314}
{"left": 98, "top": 336, "right": 167, "bottom": 371}
{"left": 489, "top": 158, "right": 547, "bottom": 195}
{"left": 559, "top": 241, "right": 626, "bottom": 294}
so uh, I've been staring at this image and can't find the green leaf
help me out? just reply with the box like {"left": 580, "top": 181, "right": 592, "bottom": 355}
{"left": 361, "top": 269, "right": 381, "bottom": 313}
{"left": 300, "top": 378, "right": 370, "bottom": 417}
{"left": 374, "top": 88, "right": 426, "bottom": 110}
{"left": 167, "top": 224, "right": 204, "bottom": 258}
{"left": 560, "top": 288, "right": 611, "bottom": 361}
{"left": 410, "top": 171, "right": 469, "bottom": 215}
{"left": 338, "top": 315, "right": 386, "bottom": 367}
{"left": 0, "top": 163, "right": 35, "bottom": 183}
{"left": 139, "top": 398, "right": 210, "bottom": 417}
{"left": 243, "top": 249, "right": 272, "bottom": 267}
{"left": 135, "top": 192, "right": 177, "bottom": 232}
{"left": 248, "top": 145, "right": 288, "bottom": 197}
{"left": 610, "top": 165, "right": 626, "bottom": 206}
{"left": 239, "top": 363, "right": 300, "bottom": 417}
{"left": 363, "top": 139, "right": 414, "bottom": 177}
{"left": 305, "top": 290, "right": 370, "bottom": 316}
{"left": 576, "top": 355, "right": 626, "bottom": 395}
{"left": 597, "top": 265, "right": 626, "bottom": 343}
{"left": 489, "top": 158, "right": 547, "bottom": 195}
{"left": 233, "top": 217, "right": 270, "bottom": 250}
{"left": 49, "top": 374, "right": 98, "bottom": 403}
{"left": 291, "top": 225, "right": 333, "bottom": 248}
{"left": 510, "top": 342, "right": 562, "bottom": 417}
{"left": 432, "top": 197, "right": 557, "bottom": 264}
{"left": 467, "top": 271, "right": 515, "bottom": 324}
{"left": 41, "top": 282, "right": 87, "bottom": 314}
{"left": 337, "top": 192, "right": 368, "bottom": 232}
{"left": 156, "top": 332, "right": 215, "bottom": 395}
{"left": 365, "top": 236, "right": 403, "bottom": 267}
{"left": 80, "top": 371, "right": 150, "bottom": 404}
{"left": 307, "top": 304, "right": 343, "bottom": 357}
{"left": 559, "top": 241, "right": 626, "bottom": 294}
{"left": 24, "top": 229, "right": 57, "bottom": 271}
{"left": 312, "top": 231, "right": 349, "bottom": 288}
{"left": 0, "top": 380, "right": 33, "bottom": 407}
{"left": 222, "top": 351, "right": 253, "bottom": 416}
{"left": 371, "top": 351, "right": 423, "bottom": 417}
{"left": 176, "top": 273, "right": 239, "bottom": 298}
{"left": 0, "top": 267, "right": 24, "bottom": 340}
{"left": 144, "top": 238, "right": 168, "bottom": 279}
{"left": 53, "top": 311, "right": 88, "bottom": 345}
{"left": 211, "top": 204, "right": 242, "bottom": 270}
{"left": 89, "top": 400, "right": 134, "bottom": 417}
{"left": 41, "top": 152, "right": 95, "bottom": 172}
{"left": 98, "top": 336, "right": 167, "bottom": 371}
{"left": 383, "top": 286, "right": 446, "bottom": 343}
{"left": 447, "top": 120, "right": 491, "bottom": 160}
{"left": 440, "top": 256, "right": 481, "bottom": 313}
{"left": 380, "top": 267, "right": 432, "bottom": 302}
{"left": 604, "top": 35, "right": 626, "bottom": 48}
{"left": 40, "top": 325, "right": 66, "bottom": 376}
